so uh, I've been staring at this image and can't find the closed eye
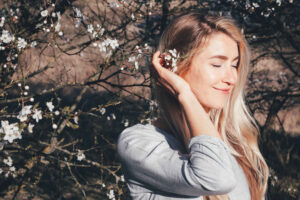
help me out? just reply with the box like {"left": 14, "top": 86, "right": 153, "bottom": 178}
{"left": 232, "top": 65, "right": 239, "bottom": 69}
{"left": 212, "top": 64, "right": 221, "bottom": 68}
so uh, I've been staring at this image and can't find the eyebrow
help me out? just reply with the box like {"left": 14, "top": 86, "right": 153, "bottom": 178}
{"left": 209, "top": 55, "right": 239, "bottom": 61}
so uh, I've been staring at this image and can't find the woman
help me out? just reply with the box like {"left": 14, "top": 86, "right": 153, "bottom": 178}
{"left": 117, "top": 13, "right": 269, "bottom": 200}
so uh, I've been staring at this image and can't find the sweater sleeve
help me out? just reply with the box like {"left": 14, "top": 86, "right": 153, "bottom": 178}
{"left": 117, "top": 127, "right": 237, "bottom": 197}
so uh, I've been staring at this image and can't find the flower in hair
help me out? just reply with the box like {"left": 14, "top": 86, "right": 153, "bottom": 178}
{"left": 159, "top": 49, "right": 180, "bottom": 72}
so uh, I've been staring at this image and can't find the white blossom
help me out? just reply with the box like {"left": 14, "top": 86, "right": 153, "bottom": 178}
{"left": 58, "top": 31, "right": 63, "bottom": 36}
{"left": 111, "top": 113, "right": 116, "bottom": 120}
{"left": 0, "top": 30, "right": 15, "bottom": 43}
{"left": 100, "top": 108, "right": 106, "bottom": 115}
{"left": 41, "top": 10, "right": 48, "bottom": 17}
{"left": 252, "top": 3, "right": 259, "bottom": 8}
{"left": 134, "top": 61, "right": 139, "bottom": 70}
{"left": 0, "top": 17, "right": 5, "bottom": 27}
{"left": 46, "top": 101, "right": 54, "bottom": 112}
{"left": 77, "top": 150, "right": 85, "bottom": 161}
{"left": 165, "top": 54, "right": 171, "bottom": 61}
{"left": 30, "top": 97, "right": 34, "bottom": 102}
{"left": 74, "top": 8, "right": 82, "bottom": 18}
{"left": 56, "top": 12, "right": 61, "bottom": 21}
{"left": 128, "top": 56, "right": 136, "bottom": 62}
{"left": 109, "top": 2, "right": 120, "bottom": 8}
{"left": 17, "top": 105, "right": 32, "bottom": 122}
{"left": 25, "top": 85, "right": 29, "bottom": 90}
{"left": 9, "top": 166, "right": 15, "bottom": 172}
{"left": 107, "top": 189, "right": 115, "bottom": 200}
{"left": 17, "top": 113, "right": 28, "bottom": 122}
{"left": 27, "top": 123, "right": 34, "bottom": 133}
{"left": 3, "top": 156, "right": 13, "bottom": 166}
{"left": 1, "top": 121, "right": 22, "bottom": 143}
{"left": 123, "top": 119, "right": 129, "bottom": 127}
{"left": 52, "top": 123, "right": 57, "bottom": 129}
{"left": 32, "top": 109, "right": 42, "bottom": 122}
{"left": 74, "top": 19, "right": 81, "bottom": 28}
{"left": 99, "top": 38, "right": 119, "bottom": 51}
{"left": 120, "top": 175, "right": 125, "bottom": 182}
{"left": 55, "top": 22, "right": 61, "bottom": 32}
{"left": 276, "top": 0, "right": 282, "bottom": 6}
{"left": 92, "top": 31, "right": 98, "bottom": 38}
{"left": 54, "top": 110, "right": 60, "bottom": 116}
{"left": 17, "top": 37, "right": 27, "bottom": 50}
{"left": 99, "top": 28, "right": 105, "bottom": 36}
{"left": 31, "top": 41, "right": 37, "bottom": 47}
{"left": 98, "top": 43, "right": 106, "bottom": 52}
{"left": 108, "top": 38, "right": 119, "bottom": 49}
{"left": 144, "top": 43, "right": 151, "bottom": 50}
{"left": 169, "top": 49, "right": 178, "bottom": 58}
{"left": 24, "top": 91, "right": 28, "bottom": 96}
{"left": 87, "top": 24, "right": 94, "bottom": 33}
{"left": 74, "top": 116, "right": 79, "bottom": 124}
{"left": 131, "top": 13, "right": 135, "bottom": 20}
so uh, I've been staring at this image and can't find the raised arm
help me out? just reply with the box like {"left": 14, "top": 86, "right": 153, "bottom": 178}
{"left": 117, "top": 126, "right": 237, "bottom": 197}
{"left": 151, "top": 51, "right": 221, "bottom": 140}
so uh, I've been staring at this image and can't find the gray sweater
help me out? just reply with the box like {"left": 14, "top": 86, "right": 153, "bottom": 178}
{"left": 117, "top": 123, "right": 251, "bottom": 200}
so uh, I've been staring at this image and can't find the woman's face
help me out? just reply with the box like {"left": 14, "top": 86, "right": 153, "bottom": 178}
{"left": 182, "top": 32, "right": 239, "bottom": 112}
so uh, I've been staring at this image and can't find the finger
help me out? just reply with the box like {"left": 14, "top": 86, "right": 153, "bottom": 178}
{"left": 152, "top": 51, "right": 164, "bottom": 71}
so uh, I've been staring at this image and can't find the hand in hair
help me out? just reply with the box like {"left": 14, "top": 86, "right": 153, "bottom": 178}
{"left": 152, "top": 51, "right": 191, "bottom": 97}
{"left": 152, "top": 51, "right": 221, "bottom": 140}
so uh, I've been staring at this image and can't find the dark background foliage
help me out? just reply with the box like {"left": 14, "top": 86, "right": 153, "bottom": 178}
{"left": 0, "top": 0, "right": 299, "bottom": 199}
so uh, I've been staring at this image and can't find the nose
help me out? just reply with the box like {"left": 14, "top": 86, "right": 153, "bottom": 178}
{"left": 223, "top": 66, "right": 237, "bottom": 85}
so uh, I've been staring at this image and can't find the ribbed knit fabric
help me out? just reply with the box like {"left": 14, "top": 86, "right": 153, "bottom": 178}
{"left": 117, "top": 124, "right": 250, "bottom": 200}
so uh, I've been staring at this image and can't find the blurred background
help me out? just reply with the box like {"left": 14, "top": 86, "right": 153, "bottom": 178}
{"left": 0, "top": 0, "right": 299, "bottom": 199}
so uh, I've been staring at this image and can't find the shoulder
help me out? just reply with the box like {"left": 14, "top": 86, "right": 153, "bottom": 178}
{"left": 116, "top": 123, "right": 183, "bottom": 160}
{"left": 118, "top": 123, "right": 165, "bottom": 141}
{"left": 117, "top": 124, "right": 167, "bottom": 151}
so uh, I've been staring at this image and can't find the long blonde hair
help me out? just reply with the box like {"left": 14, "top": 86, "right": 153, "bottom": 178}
{"left": 151, "top": 13, "right": 269, "bottom": 200}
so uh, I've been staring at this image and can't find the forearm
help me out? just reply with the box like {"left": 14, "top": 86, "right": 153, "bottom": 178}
{"left": 178, "top": 91, "right": 221, "bottom": 139}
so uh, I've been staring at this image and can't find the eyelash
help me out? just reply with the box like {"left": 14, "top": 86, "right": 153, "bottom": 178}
{"left": 212, "top": 64, "right": 239, "bottom": 69}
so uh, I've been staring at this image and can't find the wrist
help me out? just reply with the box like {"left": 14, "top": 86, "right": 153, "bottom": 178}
{"left": 178, "top": 90, "right": 197, "bottom": 104}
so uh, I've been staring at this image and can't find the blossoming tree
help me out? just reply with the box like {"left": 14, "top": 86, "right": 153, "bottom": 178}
{"left": 0, "top": 0, "right": 299, "bottom": 199}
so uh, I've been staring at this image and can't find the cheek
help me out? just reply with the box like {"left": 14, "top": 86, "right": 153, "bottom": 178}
{"left": 204, "top": 72, "right": 218, "bottom": 84}
{"left": 195, "top": 68, "right": 219, "bottom": 86}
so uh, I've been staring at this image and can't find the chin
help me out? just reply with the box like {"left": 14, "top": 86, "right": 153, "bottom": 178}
{"left": 202, "top": 102, "right": 226, "bottom": 111}
{"left": 196, "top": 95, "right": 227, "bottom": 111}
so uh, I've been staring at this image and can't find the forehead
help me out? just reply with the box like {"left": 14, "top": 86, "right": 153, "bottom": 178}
{"left": 198, "top": 32, "right": 239, "bottom": 59}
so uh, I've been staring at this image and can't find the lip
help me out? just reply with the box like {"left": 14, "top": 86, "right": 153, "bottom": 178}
{"left": 214, "top": 87, "right": 231, "bottom": 94}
